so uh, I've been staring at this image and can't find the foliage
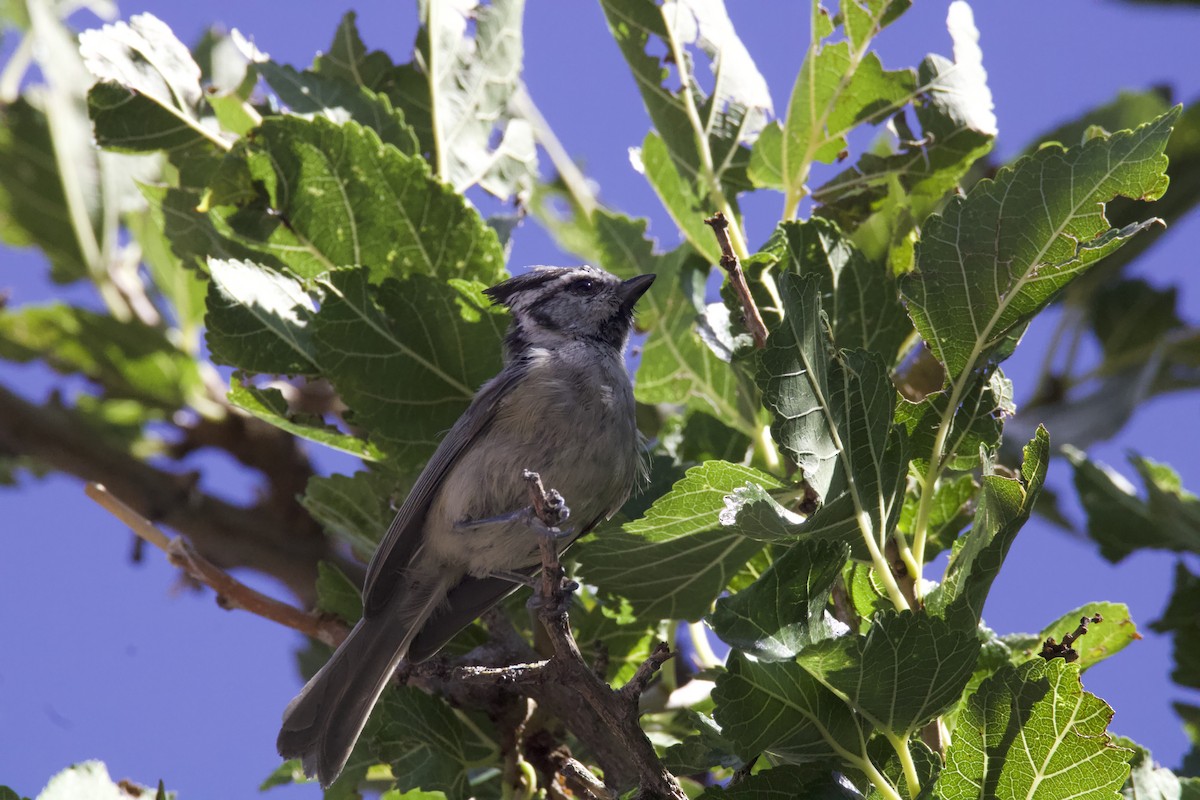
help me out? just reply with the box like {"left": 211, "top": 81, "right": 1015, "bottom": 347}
{"left": 2, "top": 0, "right": 1199, "bottom": 797}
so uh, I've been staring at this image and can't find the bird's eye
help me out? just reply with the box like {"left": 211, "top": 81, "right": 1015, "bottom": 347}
{"left": 567, "top": 278, "right": 597, "bottom": 295}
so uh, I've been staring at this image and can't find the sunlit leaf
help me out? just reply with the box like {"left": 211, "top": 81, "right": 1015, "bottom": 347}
{"left": 936, "top": 659, "right": 1132, "bottom": 799}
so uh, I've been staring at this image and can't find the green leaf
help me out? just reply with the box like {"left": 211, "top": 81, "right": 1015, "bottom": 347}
{"left": 366, "top": 686, "right": 496, "bottom": 799}
{"left": 1070, "top": 450, "right": 1200, "bottom": 562}
{"left": 1024, "top": 96, "right": 1200, "bottom": 288}
{"left": 0, "top": 303, "right": 202, "bottom": 409}
{"left": 210, "top": 115, "right": 506, "bottom": 283}
{"left": 661, "top": 711, "right": 744, "bottom": 775}
{"left": 301, "top": 471, "right": 396, "bottom": 556}
{"left": 624, "top": 461, "right": 784, "bottom": 541}
{"left": 599, "top": 0, "right": 772, "bottom": 205}
{"left": 414, "top": 0, "right": 534, "bottom": 197}
{"left": 227, "top": 375, "right": 383, "bottom": 460}
{"left": 866, "top": 736, "right": 941, "bottom": 800}
{"left": 896, "top": 367, "right": 1014, "bottom": 473}
{"left": 928, "top": 427, "right": 1050, "bottom": 625}
{"left": 1150, "top": 563, "right": 1200, "bottom": 690}
{"left": 576, "top": 461, "right": 777, "bottom": 620}
{"left": 713, "top": 650, "right": 865, "bottom": 763}
{"left": 312, "top": 269, "right": 505, "bottom": 464}
{"left": 757, "top": 272, "right": 837, "bottom": 495}
{"left": 256, "top": 61, "right": 421, "bottom": 155}
{"left": 204, "top": 258, "right": 319, "bottom": 375}
{"left": 313, "top": 12, "right": 401, "bottom": 92}
{"left": 0, "top": 98, "right": 90, "bottom": 281}
{"left": 759, "top": 218, "right": 911, "bottom": 362}
{"left": 677, "top": 411, "right": 754, "bottom": 464}
{"left": 638, "top": 130, "right": 721, "bottom": 263}
{"left": 708, "top": 539, "right": 849, "bottom": 661}
{"left": 125, "top": 201, "right": 208, "bottom": 348}
{"left": 936, "top": 659, "right": 1132, "bottom": 800}
{"left": 1177, "top": 702, "right": 1200, "bottom": 777}
{"left": 1026, "top": 603, "right": 1141, "bottom": 672}
{"left": 814, "top": 25, "right": 996, "bottom": 267}
{"left": 795, "top": 609, "right": 980, "bottom": 737}
{"left": 748, "top": 120, "right": 784, "bottom": 189}
{"left": 315, "top": 561, "right": 363, "bottom": 624}
{"left": 901, "top": 108, "right": 1178, "bottom": 384}
{"left": 757, "top": 273, "right": 907, "bottom": 557}
{"left": 592, "top": 211, "right": 760, "bottom": 438}
{"left": 780, "top": 10, "right": 915, "bottom": 201}
{"left": 567, "top": 593, "right": 658, "bottom": 684}
{"left": 80, "top": 14, "right": 225, "bottom": 152}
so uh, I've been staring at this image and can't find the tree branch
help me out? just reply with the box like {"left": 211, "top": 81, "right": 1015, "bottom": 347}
{"left": 705, "top": 211, "right": 768, "bottom": 349}
{"left": 0, "top": 383, "right": 339, "bottom": 601}
{"left": 86, "top": 483, "right": 349, "bottom": 648}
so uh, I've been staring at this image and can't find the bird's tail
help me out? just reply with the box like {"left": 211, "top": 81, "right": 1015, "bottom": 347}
{"left": 276, "top": 572, "right": 453, "bottom": 787}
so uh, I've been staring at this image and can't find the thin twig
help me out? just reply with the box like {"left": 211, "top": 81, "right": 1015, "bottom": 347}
{"left": 86, "top": 483, "right": 348, "bottom": 648}
{"left": 704, "top": 211, "right": 768, "bottom": 349}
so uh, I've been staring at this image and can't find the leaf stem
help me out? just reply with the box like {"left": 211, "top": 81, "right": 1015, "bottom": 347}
{"left": 780, "top": 0, "right": 888, "bottom": 222}
{"left": 886, "top": 731, "right": 922, "bottom": 797}
{"left": 512, "top": 84, "right": 597, "bottom": 218}
{"left": 660, "top": 4, "right": 749, "bottom": 259}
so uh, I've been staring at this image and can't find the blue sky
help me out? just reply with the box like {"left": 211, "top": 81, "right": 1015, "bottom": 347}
{"left": 3, "top": 1, "right": 1199, "bottom": 797}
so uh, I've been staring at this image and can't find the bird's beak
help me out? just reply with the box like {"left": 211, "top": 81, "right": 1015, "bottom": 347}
{"left": 618, "top": 273, "right": 656, "bottom": 309}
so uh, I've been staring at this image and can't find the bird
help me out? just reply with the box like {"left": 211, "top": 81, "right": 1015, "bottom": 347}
{"left": 277, "top": 264, "right": 656, "bottom": 787}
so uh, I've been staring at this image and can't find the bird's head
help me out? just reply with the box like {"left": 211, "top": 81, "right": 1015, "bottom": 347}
{"left": 484, "top": 265, "right": 655, "bottom": 353}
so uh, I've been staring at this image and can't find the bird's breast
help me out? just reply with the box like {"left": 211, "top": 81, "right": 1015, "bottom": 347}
{"left": 424, "top": 350, "right": 640, "bottom": 574}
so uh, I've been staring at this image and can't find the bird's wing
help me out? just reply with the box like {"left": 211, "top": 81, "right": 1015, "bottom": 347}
{"left": 405, "top": 573, "right": 527, "bottom": 662}
{"left": 360, "top": 363, "right": 527, "bottom": 616}
{"left": 405, "top": 511, "right": 610, "bottom": 661}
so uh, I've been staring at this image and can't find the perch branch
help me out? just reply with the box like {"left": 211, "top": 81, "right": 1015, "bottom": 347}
{"left": 86, "top": 483, "right": 348, "bottom": 648}
{"left": 704, "top": 211, "right": 768, "bottom": 349}
{"left": 437, "top": 472, "right": 685, "bottom": 799}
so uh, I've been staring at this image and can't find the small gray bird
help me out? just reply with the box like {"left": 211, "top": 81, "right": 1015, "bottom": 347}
{"left": 277, "top": 265, "right": 655, "bottom": 786}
